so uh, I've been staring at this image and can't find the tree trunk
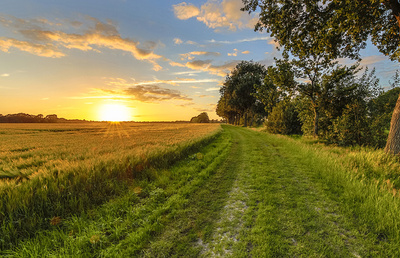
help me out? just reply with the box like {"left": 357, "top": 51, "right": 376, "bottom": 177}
{"left": 313, "top": 106, "right": 319, "bottom": 138}
{"left": 244, "top": 112, "right": 248, "bottom": 127}
{"left": 385, "top": 93, "right": 400, "bottom": 154}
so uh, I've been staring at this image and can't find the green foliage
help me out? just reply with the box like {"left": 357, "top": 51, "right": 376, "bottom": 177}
{"left": 265, "top": 101, "right": 302, "bottom": 135}
{"left": 217, "top": 60, "right": 267, "bottom": 126}
{"left": 329, "top": 102, "right": 372, "bottom": 146}
{"left": 295, "top": 66, "right": 385, "bottom": 147}
{"left": 296, "top": 97, "right": 315, "bottom": 136}
{"left": 190, "top": 112, "right": 210, "bottom": 123}
{"left": 253, "top": 59, "right": 297, "bottom": 116}
{"left": 369, "top": 87, "right": 400, "bottom": 130}
{"left": 242, "top": 0, "right": 400, "bottom": 61}
{"left": 242, "top": 0, "right": 400, "bottom": 142}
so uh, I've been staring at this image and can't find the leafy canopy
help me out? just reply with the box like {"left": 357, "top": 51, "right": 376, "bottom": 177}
{"left": 242, "top": 0, "right": 400, "bottom": 61}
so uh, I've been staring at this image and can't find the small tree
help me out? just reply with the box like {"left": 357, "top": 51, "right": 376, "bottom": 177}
{"left": 190, "top": 112, "right": 210, "bottom": 123}
{"left": 265, "top": 100, "right": 302, "bottom": 135}
{"left": 331, "top": 103, "right": 371, "bottom": 146}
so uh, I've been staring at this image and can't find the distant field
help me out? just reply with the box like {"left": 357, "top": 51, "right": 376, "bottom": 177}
{"left": 0, "top": 122, "right": 221, "bottom": 181}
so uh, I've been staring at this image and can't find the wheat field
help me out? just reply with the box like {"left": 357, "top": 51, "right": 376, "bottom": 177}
{"left": 0, "top": 122, "right": 220, "bottom": 182}
{"left": 0, "top": 122, "right": 221, "bottom": 249}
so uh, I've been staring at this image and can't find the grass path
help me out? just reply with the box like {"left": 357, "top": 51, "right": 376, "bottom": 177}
{"left": 6, "top": 125, "right": 400, "bottom": 256}
{"left": 143, "top": 125, "right": 392, "bottom": 257}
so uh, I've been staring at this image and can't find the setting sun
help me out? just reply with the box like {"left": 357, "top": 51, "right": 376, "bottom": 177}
{"left": 99, "top": 103, "right": 132, "bottom": 122}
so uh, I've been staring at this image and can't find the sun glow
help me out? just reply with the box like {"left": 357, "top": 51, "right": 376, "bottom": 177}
{"left": 99, "top": 103, "right": 132, "bottom": 122}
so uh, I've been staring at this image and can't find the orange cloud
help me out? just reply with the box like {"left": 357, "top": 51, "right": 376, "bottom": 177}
{"left": 180, "top": 51, "right": 221, "bottom": 60}
{"left": 124, "top": 85, "right": 192, "bottom": 102}
{"left": 182, "top": 59, "right": 238, "bottom": 77}
{"left": 174, "top": 0, "right": 258, "bottom": 32}
{"left": 0, "top": 16, "right": 163, "bottom": 70}
{"left": 169, "top": 61, "right": 186, "bottom": 67}
{"left": 0, "top": 38, "right": 65, "bottom": 57}
{"left": 72, "top": 85, "right": 193, "bottom": 103}
{"left": 103, "top": 77, "right": 218, "bottom": 87}
{"left": 173, "top": 2, "right": 200, "bottom": 20}
{"left": 174, "top": 38, "right": 183, "bottom": 45}
{"left": 360, "top": 55, "right": 387, "bottom": 66}
{"left": 228, "top": 48, "right": 238, "bottom": 56}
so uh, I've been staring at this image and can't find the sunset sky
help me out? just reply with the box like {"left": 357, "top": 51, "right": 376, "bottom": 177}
{"left": 0, "top": 0, "right": 398, "bottom": 121}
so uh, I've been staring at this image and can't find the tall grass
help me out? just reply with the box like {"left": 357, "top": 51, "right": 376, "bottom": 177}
{"left": 0, "top": 122, "right": 221, "bottom": 250}
{"left": 271, "top": 134, "right": 400, "bottom": 251}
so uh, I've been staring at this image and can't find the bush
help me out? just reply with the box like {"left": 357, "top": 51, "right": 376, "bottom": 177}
{"left": 265, "top": 101, "right": 302, "bottom": 135}
{"left": 329, "top": 102, "right": 372, "bottom": 146}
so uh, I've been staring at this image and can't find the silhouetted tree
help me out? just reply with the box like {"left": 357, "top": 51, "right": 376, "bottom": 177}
{"left": 190, "top": 112, "right": 210, "bottom": 123}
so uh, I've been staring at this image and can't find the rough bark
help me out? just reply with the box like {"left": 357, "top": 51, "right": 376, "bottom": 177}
{"left": 383, "top": 1, "right": 400, "bottom": 154}
{"left": 385, "top": 93, "right": 400, "bottom": 154}
{"left": 386, "top": 0, "right": 400, "bottom": 25}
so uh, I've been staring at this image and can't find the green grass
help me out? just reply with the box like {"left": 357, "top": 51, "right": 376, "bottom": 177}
{"left": 4, "top": 125, "right": 400, "bottom": 256}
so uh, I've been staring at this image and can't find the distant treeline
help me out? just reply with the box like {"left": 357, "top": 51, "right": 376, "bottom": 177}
{"left": 0, "top": 113, "right": 86, "bottom": 123}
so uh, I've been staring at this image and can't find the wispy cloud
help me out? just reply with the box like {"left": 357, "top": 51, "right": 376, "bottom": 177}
{"left": 206, "top": 87, "right": 220, "bottom": 91}
{"left": 0, "top": 38, "right": 65, "bottom": 58}
{"left": 169, "top": 61, "right": 186, "bottom": 67}
{"left": 336, "top": 55, "right": 389, "bottom": 69}
{"left": 0, "top": 73, "right": 10, "bottom": 77}
{"left": 124, "top": 85, "right": 192, "bottom": 102}
{"left": 173, "top": 38, "right": 183, "bottom": 45}
{"left": 103, "top": 77, "right": 218, "bottom": 87}
{"left": 0, "top": 15, "right": 164, "bottom": 70}
{"left": 174, "top": 0, "right": 258, "bottom": 32}
{"left": 173, "top": 70, "right": 204, "bottom": 76}
{"left": 360, "top": 55, "right": 387, "bottom": 66}
{"left": 207, "top": 36, "right": 273, "bottom": 45}
{"left": 197, "top": 94, "right": 215, "bottom": 98}
{"left": 71, "top": 85, "right": 192, "bottom": 103}
{"left": 194, "top": 103, "right": 217, "bottom": 113}
{"left": 180, "top": 51, "right": 220, "bottom": 60}
{"left": 181, "top": 59, "right": 239, "bottom": 77}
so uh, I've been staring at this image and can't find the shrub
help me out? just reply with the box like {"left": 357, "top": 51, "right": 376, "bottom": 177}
{"left": 265, "top": 101, "right": 302, "bottom": 135}
{"left": 329, "top": 102, "right": 371, "bottom": 146}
